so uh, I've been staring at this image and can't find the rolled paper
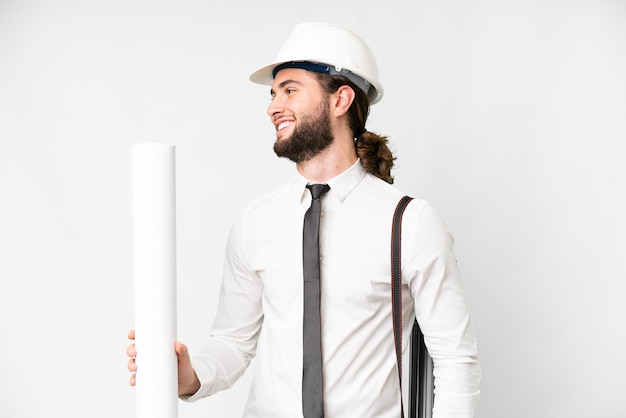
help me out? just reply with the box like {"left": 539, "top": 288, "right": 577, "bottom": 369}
{"left": 132, "top": 143, "right": 178, "bottom": 418}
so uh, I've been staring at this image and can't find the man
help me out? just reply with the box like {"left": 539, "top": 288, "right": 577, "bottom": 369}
{"left": 127, "top": 22, "right": 480, "bottom": 417}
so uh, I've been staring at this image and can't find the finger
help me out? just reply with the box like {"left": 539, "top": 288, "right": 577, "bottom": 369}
{"left": 127, "top": 329, "right": 135, "bottom": 340}
{"left": 126, "top": 343, "right": 137, "bottom": 358}
{"left": 174, "top": 341, "right": 188, "bottom": 360}
{"left": 129, "top": 373, "right": 136, "bottom": 387}
{"left": 128, "top": 358, "right": 137, "bottom": 372}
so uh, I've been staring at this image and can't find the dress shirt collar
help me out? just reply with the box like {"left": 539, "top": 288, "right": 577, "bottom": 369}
{"left": 292, "top": 159, "right": 367, "bottom": 204}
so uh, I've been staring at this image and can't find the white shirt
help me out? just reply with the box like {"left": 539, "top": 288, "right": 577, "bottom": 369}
{"left": 187, "top": 160, "right": 480, "bottom": 417}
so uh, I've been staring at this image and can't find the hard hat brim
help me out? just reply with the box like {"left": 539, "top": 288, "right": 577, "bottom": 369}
{"left": 249, "top": 60, "right": 384, "bottom": 105}
{"left": 249, "top": 63, "right": 279, "bottom": 87}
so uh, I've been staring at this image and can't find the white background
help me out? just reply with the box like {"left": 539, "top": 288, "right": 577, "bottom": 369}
{"left": 1, "top": 1, "right": 624, "bottom": 417}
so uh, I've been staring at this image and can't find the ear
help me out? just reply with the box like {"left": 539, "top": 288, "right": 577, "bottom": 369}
{"left": 332, "top": 85, "right": 356, "bottom": 117}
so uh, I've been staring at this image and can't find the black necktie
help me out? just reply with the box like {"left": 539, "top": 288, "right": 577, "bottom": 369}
{"left": 302, "top": 183, "right": 330, "bottom": 418}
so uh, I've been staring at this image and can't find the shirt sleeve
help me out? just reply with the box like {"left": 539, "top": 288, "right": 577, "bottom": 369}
{"left": 183, "top": 211, "right": 264, "bottom": 402}
{"left": 404, "top": 202, "right": 481, "bottom": 417}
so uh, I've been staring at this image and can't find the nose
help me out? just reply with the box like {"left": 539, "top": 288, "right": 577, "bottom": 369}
{"left": 267, "top": 95, "right": 283, "bottom": 118}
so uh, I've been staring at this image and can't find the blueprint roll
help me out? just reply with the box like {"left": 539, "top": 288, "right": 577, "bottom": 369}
{"left": 132, "top": 143, "right": 178, "bottom": 418}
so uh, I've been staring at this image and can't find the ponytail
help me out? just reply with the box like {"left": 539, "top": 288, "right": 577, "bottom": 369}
{"left": 356, "top": 130, "right": 395, "bottom": 184}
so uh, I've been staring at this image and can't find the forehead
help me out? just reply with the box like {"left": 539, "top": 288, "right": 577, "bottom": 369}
{"left": 271, "top": 67, "right": 319, "bottom": 90}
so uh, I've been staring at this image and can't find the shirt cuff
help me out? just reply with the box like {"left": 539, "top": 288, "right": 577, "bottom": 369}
{"left": 432, "top": 390, "right": 481, "bottom": 418}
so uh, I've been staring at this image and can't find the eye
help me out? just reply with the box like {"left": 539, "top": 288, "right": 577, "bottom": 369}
{"left": 286, "top": 88, "right": 297, "bottom": 95}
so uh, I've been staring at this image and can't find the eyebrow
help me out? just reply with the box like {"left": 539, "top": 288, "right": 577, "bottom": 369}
{"left": 270, "top": 79, "right": 304, "bottom": 96}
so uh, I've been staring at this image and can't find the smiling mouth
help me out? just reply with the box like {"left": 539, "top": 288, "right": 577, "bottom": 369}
{"left": 277, "top": 120, "right": 294, "bottom": 131}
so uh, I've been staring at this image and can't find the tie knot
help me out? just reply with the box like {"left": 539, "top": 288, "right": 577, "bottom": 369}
{"left": 307, "top": 183, "right": 330, "bottom": 200}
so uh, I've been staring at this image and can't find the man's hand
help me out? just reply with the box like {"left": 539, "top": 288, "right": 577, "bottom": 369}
{"left": 126, "top": 329, "right": 201, "bottom": 397}
{"left": 126, "top": 329, "right": 138, "bottom": 386}
{"left": 174, "top": 340, "right": 202, "bottom": 396}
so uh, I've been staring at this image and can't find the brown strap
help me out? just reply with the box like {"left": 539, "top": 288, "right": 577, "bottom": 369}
{"left": 391, "top": 196, "right": 413, "bottom": 418}
{"left": 392, "top": 196, "right": 434, "bottom": 418}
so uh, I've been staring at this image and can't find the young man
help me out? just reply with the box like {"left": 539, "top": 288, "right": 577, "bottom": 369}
{"left": 127, "top": 22, "right": 480, "bottom": 417}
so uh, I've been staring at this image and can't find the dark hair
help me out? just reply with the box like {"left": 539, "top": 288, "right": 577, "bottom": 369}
{"left": 313, "top": 72, "right": 396, "bottom": 184}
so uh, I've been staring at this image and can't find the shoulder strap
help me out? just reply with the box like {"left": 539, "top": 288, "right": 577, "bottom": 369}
{"left": 391, "top": 196, "right": 413, "bottom": 418}
{"left": 391, "top": 196, "right": 434, "bottom": 418}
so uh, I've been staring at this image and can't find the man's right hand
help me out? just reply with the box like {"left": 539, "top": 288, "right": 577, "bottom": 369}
{"left": 126, "top": 329, "right": 201, "bottom": 397}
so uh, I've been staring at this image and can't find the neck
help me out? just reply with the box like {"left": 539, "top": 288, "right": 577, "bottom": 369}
{"left": 296, "top": 131, "right": 357, "bottom": 183}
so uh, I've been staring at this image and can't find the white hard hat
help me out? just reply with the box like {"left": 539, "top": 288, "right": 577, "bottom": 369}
{"left": 249, "top": 22, "right": 384, "bottom": 105}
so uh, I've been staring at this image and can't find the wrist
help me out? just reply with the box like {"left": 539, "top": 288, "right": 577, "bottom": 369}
{"left": 179, "top": 372, "right": 201, "bottom": 397}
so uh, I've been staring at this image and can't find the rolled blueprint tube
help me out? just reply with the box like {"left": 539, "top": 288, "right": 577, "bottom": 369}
{"left": 132, "top": 143, "right": 178, "bottom": 418}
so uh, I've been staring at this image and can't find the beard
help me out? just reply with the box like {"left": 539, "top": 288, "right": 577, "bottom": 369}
{"left": 273, "top": 99, "right": 334, "bottom": 163}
